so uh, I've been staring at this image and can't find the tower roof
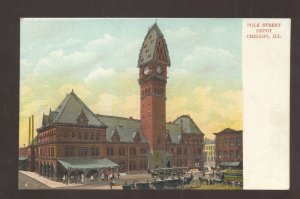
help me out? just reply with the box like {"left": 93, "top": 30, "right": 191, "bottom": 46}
{"left": 137, "top": 23, "right": 171, "bottom": 67}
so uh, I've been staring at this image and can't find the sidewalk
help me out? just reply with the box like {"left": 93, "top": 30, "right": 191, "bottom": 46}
{"left": 19, "top": 171, "right": 83, "bottom": 188}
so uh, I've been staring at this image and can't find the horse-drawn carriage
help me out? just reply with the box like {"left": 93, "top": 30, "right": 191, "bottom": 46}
{"left": 122, "top": 174, "right": 194, "bottom": 190}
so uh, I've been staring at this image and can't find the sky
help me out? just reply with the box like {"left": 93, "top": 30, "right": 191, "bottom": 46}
{"left": 20, "top": 18, "right": 242, "bottom": 147}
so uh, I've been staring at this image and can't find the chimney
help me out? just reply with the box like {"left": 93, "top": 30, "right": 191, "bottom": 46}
{"left": 180, "top": 119, "right": 184, "bottom": 134}
{"left": 28, "top": 117, "right": 31, "bottom": 145}
{"left": 31, "top": 115, "right": 34, "bottom": 142}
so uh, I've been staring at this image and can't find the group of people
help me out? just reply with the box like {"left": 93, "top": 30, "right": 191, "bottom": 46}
{"left": 62, "top": 171, "right": 121, "bottom": 186}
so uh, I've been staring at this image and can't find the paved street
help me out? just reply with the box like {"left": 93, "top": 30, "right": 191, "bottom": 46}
{"left": 18, "top": 172, "right": 50, "bottom": 189}
{"left": 18, "top": 170, "right": 205, "bottom": 190}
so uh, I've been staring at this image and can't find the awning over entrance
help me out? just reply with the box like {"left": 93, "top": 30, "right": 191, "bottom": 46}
{"left": 19, "top": 156, "right": 28, "bottom": 161}
{"left": 58, "top": 158, "right": 119, "bottom": 170}
{"left": 219, "top": 162, "right": 241, "bottom": 167}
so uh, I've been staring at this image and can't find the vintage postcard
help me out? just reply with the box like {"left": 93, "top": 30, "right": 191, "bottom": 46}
{"left": 18, "top": 18, "right": 290, "bottom": 190}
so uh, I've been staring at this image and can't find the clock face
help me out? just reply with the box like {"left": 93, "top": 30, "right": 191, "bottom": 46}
{"left": 157, "top": 65, "right": 162, "bottom": 73}
{"left": 144, "top": 66, "right": 149, "bottom": 75}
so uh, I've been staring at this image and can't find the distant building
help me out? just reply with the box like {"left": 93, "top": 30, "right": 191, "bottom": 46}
{"left": 19, "top": 23, "right": 205, "bottom": 181}
{"left": 203, "top": 138, "right": 216, "bottom": 170}
{"left": 214, "top": 128, "right": 243, "bottom": 169}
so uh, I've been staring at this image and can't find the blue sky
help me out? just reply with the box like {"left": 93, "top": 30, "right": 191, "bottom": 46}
{"left": 20, "top": 18, "right": 242, "bottom": 146}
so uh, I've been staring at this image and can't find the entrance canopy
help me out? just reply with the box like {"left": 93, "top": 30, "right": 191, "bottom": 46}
{"left": 219, "top": 161, "right": 242, "bottom": 168}
{"left": 19, "top": 156, "right": 28, "bottom": 161}
{"left": 58, "top": 158, "right": 119, "bottom": 171}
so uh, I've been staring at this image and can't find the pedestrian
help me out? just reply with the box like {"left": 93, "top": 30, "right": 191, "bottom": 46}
{"left": 81, "top": 174, "right": 84, "bottom": 183}
{"left": 90, "top": 175, "right": 94, "bottom": 182}
{"left": 101, "top": 173, "right": 104, "bottom": 181}
{"left": 110, "top": 181, "right": 113, "bottom": 189}
{"left": 63, "top": 175, "right": 66, "bottom": 184}
{"left": 117, "top": 173, "right": 120, "bottom": 179}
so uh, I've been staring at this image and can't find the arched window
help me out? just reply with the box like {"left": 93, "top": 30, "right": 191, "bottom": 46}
{"left": 223, "top": 139, "right": 227, "bottom": 147}
{"left": 230, "top": 138, "right": 234, "bottom": 146}
{"left": 230, "top": 150, "right": 234, "bottom": 158}
{"left": 236, "top": 138, "right": 241, "bottom": 146}
{"left": 236, "top": 150, "right": 240, "bottom": 159}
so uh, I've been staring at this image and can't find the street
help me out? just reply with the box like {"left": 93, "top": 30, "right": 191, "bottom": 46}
{"left": 18, "top": 172, "right": 50, "bottom": 189}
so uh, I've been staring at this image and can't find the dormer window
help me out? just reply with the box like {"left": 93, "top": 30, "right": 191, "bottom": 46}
{"left": 133, "top": 131, "right": 141, "bottom": 144}
{"left": 77, "top": 110, "right": 88, "bottom": 125}
{"left": 111, "top": 129, "right": 120, "bottom": 142}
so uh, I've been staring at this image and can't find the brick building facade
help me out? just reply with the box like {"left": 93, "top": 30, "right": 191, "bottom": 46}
{"left": 214, "top": 128, "right": 243, "bottom": 169}
{"left": 19, "top": 23, "right": 205, "bottom": 180}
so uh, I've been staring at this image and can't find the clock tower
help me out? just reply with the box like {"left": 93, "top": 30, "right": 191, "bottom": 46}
{"left": 138, "top": 23, "right": 171, "bottom": 169}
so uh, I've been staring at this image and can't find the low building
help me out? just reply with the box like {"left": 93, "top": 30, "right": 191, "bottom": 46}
{"left": 203, "top": 138, "right": 216, "bottom": 171}
{"left": 214, "top": 128, "right": 243, "bottom": 169}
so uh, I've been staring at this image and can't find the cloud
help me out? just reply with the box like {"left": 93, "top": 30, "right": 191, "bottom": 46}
{"left": 85, "top": 34, "right": 118, "bottom": 50}
{"left": 91, "top": 93, "right": 139, "bottom": 118}
{"left": 165, "top": 27, "right": 202, "bottom": 47}
{"left": 91, "top": 93, "right": 119, "bottom": 114}
{"left": 84, "top": 67, "right": 115, "bottom": 82}
{"left": 181, "top": 46, "right": 239, "bottom": 75}
{"left": 166, "top": 85, "right": 243, "bottom": 138}
{"left": 32, "top": 49, "right": 100, "bottom": 78}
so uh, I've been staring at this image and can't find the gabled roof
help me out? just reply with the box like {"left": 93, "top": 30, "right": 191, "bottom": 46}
{"left": 173, "top": 115, "right": 204, "bottom": 134}
{"left": 137, "top": 23, "right": 171, "bottom": 67}
{"left": 40, "top": 90, "right": 105, "bottom": 128}
{"left": 213, "top": 128, "right": 243, "bottom": 135}
{"left": 96, "top": 115, "right": 148, "bottom": 143}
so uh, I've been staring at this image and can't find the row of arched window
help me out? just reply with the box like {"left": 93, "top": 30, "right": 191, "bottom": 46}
{"left": 218, "top": 150, "right": 241, "bottom": 159}
{"left": 218, "top": 138, "right": 241, "bottom": 147}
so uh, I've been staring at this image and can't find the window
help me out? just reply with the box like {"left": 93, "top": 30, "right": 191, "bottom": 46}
{"left": 184, "top": 148, "right": 187, "bottom": 155}
{"left": 236, "top": 150, "right": 240, "bottom": 159}
{"left": 230, "top": 150, "right": 234, "bottom": 158}
{"left": 70, "top": 147, "right": 75, "bottom": 156}
{"left": 78, "top": 147, "right": 84, "bottom": 156}
{"left": 223, "top": 151, "right": 227, "bottom": 159}
{"left": 107, "top": 147, "right": 114, "bottom": 156}
{"left": 197, "top": 148, "right": 201, "bottom": 154}
{"left": 64, "top": 147, "right": 69, "bottom": 156}
{"left": 84, "top": 133, "right": 88, "bottom": 140}
{"left": 130, "top": 148, "right": 136, "bottom": 156}
{"left": 64, "top": 133, "right": 68, "bottom": 139}
{"left": 91, "top": 133, "right": 94, "bottom": 140}
{"left": 119, "top": 147, "right": 125, "bottom": 156}
{"left": 72, "top": 132, "right": 75, "bottom": 139}
{"left": 78, "top": 132, "right": 82, "bottom": 139}
{"left": 236, "top": 138, "right": 241, "bottom": 146}
{"left": 177, "top": 148, "right": 181, "bottom": 155}
{"left": 140, "top": 148, "right": 147, "bottom": 155}
{"left": 223, "top": 139, "right": 227, "bottom": 147}
{"left": 91, "top": 147, "right": 99, "bottom": 156}
{"left": 83, "top": 147, "right": 87, "bottom": 156}
{"left": 95, "top": 133, "right": 99, "bottom": 140}
{"left": 230, "top": 138, "right": 234, "bottom": 147}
